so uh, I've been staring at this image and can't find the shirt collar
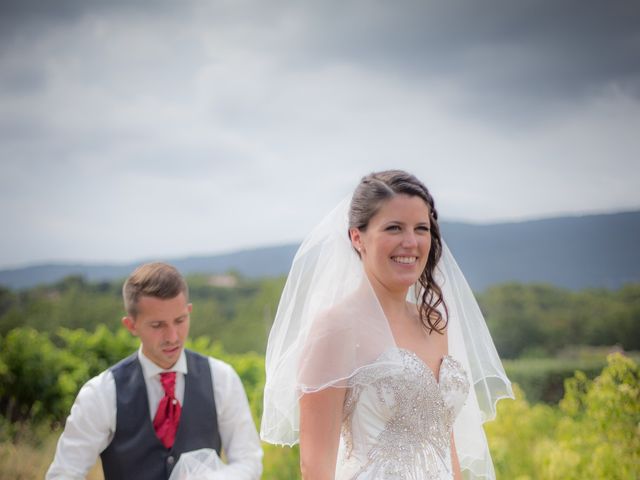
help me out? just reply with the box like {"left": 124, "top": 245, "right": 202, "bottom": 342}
{"left": 137, "top": 347, "right": 188, "bottom": 380}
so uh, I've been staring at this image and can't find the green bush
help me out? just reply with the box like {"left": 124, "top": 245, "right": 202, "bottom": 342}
{"left": 0, "top": 328, "right": 86, "bottom": 423}
{"left": 3, "top": 325, "right": 638, "bottom": 479}
{"left": 503, "top": 357, "right": 606, "bottom": 403}
{"left": 479, "top": 283, "right": 640, "bottom": 358}
{"left": 486, "top": 353, "right": 640, "bottom": 479}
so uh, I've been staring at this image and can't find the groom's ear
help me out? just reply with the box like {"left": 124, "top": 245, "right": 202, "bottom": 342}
{"left": 122, "top": 316, "right": 139, "bottom": 336}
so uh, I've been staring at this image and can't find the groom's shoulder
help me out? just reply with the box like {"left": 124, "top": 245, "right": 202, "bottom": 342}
{"left": 82, "top": 351, "right": 136, "bottom": 388}
{"left": 185, "top": 349, "right": 240, "bottom": 381}
{"left": 75, "top": 365, "right": 116, "bottom": 403}
{"left": 184, "top": 348, "right": 210, "bottom": 362}
{"left": 75, "top": 351, "right": 137, "bottom": 393}
{"left": 109, "top": 351, "right": 139, "bottom": 372}
{"left": 183, "top": 349, "right": 234, "bottom": 377}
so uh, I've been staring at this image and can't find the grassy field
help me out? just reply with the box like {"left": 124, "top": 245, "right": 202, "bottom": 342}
{"left": 0, "top": 421, "right": 102, "bottom": 480}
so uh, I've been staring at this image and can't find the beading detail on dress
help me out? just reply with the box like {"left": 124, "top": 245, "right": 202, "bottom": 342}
{"left": 339, "top": 348, "right": 470, "bottom": 480}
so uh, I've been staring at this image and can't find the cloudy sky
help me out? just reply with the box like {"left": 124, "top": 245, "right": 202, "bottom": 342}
{"left": 1, "top": 0, "right": 639, "bottom": 269}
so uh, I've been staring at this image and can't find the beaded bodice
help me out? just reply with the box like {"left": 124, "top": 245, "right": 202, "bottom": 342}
{"left": 337, "top": 348, "right": 469, "bottom": 480}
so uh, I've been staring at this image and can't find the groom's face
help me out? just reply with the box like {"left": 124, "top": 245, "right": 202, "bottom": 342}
{"left": 122, "top": 292, "right": 192, "bottom": 369}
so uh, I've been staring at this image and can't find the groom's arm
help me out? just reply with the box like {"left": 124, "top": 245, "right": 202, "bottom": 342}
{"left": 46, "top": 370, "right": 116, "bottom": 479}
{"left": 209, "top": 358, "right": 263, "bottom": 480}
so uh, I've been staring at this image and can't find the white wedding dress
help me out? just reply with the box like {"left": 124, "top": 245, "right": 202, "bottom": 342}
{"left": 335, "top": 348, "right": 470, "bottom": 480}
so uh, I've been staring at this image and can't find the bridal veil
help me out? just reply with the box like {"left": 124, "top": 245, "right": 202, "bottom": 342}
{"left": 261, "top": 197, "right": 513, "bottom": 479}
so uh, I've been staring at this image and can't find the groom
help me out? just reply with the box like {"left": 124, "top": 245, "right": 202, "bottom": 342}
{"left": 47, "top": 262, "right": 262, "bottom": 479}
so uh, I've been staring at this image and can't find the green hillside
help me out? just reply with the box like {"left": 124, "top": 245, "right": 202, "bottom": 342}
{"left": 1, "top": 274, "right": 637, "bottom": 358}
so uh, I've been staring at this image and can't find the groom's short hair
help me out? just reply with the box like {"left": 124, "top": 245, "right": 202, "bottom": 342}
{"left": 123, "top": 262, "right": 189, "bottom": 317}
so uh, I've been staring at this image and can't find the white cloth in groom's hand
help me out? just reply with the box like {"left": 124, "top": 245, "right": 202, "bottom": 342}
{"left": 168, "top": 448, "right": 225, "bottom": 480}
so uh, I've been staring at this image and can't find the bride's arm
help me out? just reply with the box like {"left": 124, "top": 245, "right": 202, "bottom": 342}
{"left": 451, "top": 432, "right": 463, "bottom": 480}
{"left": 299, "top": 387, "right": 346, "bottom": 480}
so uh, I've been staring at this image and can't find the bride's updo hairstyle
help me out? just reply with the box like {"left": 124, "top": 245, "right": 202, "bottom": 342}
{"left": 348, "top": 170, "right": 448, "bottom": 334}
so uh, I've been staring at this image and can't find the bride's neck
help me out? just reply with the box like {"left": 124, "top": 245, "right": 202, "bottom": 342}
{"left": 368, "top": 279, "right": 412, "bottom": 325}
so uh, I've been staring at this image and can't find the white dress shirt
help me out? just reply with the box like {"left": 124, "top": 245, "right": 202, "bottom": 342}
{"left": 46, "top": 348, "right": 263, "bottom": 479}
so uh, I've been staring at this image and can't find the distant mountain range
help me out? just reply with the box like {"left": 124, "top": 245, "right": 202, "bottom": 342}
{"left": 1, "top": 211, "right": 639, "bottom": 291}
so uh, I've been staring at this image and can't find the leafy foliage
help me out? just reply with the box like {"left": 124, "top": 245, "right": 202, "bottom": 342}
{"left": 478, "top": 283, "right": 640, "bottom": 358}
{"left": 1, "top": 276, "right": 638, "bottom": 359}
{"left": 1, "top": 328, "right": 638, "bottom": 479}
{"left": 0, "top": 328, "right": 88, "bottom": 423}
{"left": 502, "top": 356, "right": 607, "bottom": 403}
{"left": 486, "top": 354, "right": 640, "bottom": 479}
{"left": 0, "top": 275, "right": 638, "bottom": 478}
{"left": 0, "top": 273, "right": 285, "bottom": 355}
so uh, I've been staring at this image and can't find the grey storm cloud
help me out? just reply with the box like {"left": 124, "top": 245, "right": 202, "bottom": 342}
{"left": 2, "top": 0, "right": 639, "bottom": 102}
{"left": 1, "top": 0, "right": 638, "bottom": 153}
{"left": 272, "top": 1, "right": 640, "bottom": 122}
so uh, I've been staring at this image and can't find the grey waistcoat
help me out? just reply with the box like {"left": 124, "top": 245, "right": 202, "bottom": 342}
{"left": 100, "top": 349, "right": 221, "bottom": 480}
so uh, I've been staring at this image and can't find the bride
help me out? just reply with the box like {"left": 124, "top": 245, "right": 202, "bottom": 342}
{"left": 261, "top": 170, "right": 513, "bottom": 479}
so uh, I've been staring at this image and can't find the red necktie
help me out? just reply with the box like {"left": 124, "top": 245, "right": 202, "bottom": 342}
{"left": 153, "top": 372, "right": 181, "bottom": 449}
